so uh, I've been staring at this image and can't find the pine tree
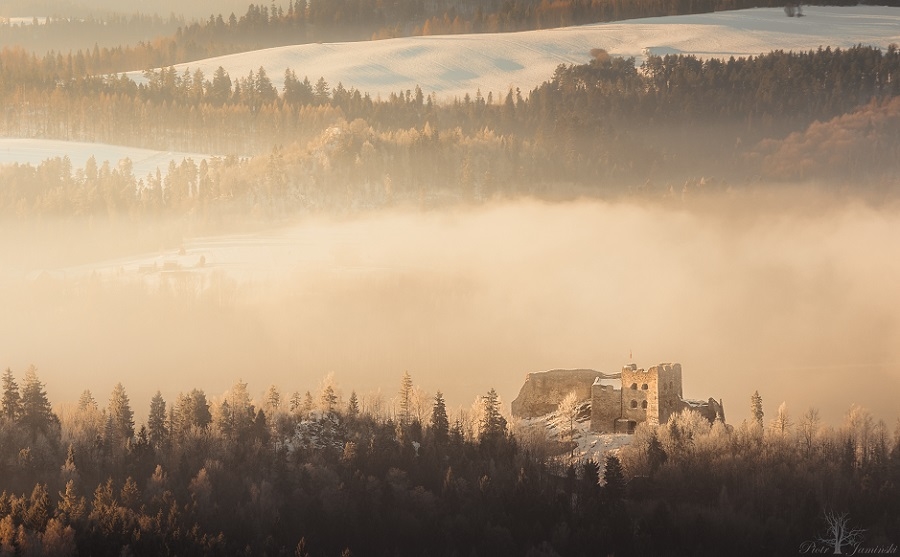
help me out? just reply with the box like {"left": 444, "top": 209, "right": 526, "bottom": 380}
{"left": 60, "top": 443, "right": 78, "bottom": 484}
{"left": 219, "top": 380, "right": 254, "bottom": 438}
{"left": 479, "top": 388, "right": 507, "bottom": 443}
{"left": 25, "top": 484, "right": 51, "bottom": 532}
{"left": 647, "top": 429, "right": 667, "bottom": 475}
{"left": 190, "top": 389, "right": 212, "bottom": 430}
{"left": 751, "top": 390, "right": 764, "bottom": 427}
{"left": 77, "top": 390, "right": 97, "bottom": 412}
{"left": 347, "top": 391, "right": 360, "bottom": 419}
{"left": 321, "top": 385, "right": 337, "bottom": 415}
{"left": 302, "top": 391, "right": 314, "bottom": 417}
{"left": 265, "top": 385, "right": 281, "bottom": 414}
{"left": 119, "top": 477, "right": 140, "bottom": 510}
{"left": 0, "top": 368, "right": 21, "bottom": 422}
{"left": 148, "top": 391, "right": 168, "bottom": 448}
{"left": 108, "top": 383, "right": 134, "bottom": 444}
{"left": 290, "top": 391, "right": 302, "bottom": 414}
{"left": 56, "top": 480, "right": 86, "bottom": 523}
{"left": 20, "top": 365, "right": 56, "bottom": 436}
{"left": 217, "top": 400, "right": 235, "bottom": 439}
{"left": 399, "top": 371, "right": 413, "bottom": 425}
{"left": 603, "top": 454, "right": 625, "bottom": 500}
{"left": 431, "top": 391, "right": 449, "bottom": 444}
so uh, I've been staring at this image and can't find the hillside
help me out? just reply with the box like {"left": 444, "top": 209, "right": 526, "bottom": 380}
{"left": 125, "top": 6, "right": 900, "bottom": 102}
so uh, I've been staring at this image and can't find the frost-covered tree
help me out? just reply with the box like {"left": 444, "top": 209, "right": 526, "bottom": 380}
{"left": 20, "top": 366, "right": 57, "bottom": 436}
{"left": 771, "top": 401, "right": 792, "bottom": 436}
{"left": 289, "top": 391, "right": 302, "bottom": 414}
{"left": 320, "top": 385, "right": 337, "bottom": 415}
{"left": 399, "top": 371, "right": 413, "bottom": 425}
{"left": 265, "top": 385, "right": 281, "bottom": 414}
{"left": 1, "top": 368, "right": 21, "bottom": 422}
{"left": 77, "top": 390, "right": 97, "bottom": 413}
{"left": 56, "top": 480, "right": 86, "bottom": 523}
{"left": 148, "top": 391, "right": 168, "bottom": 448}
{"left": 25, "top": 483, "right": 51, "bottom": 532}
{"left": 107, "top": 383, "right": 134, "bottom": 444}
{"left": 479, "top": 388, "right": 507, "bottom": 443}
{"left": 750, "top": 390, "right": 764, "bottom": 427}
{"left": 798, "top": 407, "right": 821, "bottom": 458}
{"left": 347, "top": 391, "right": 359, "bottom": 419}
{"left": 557, "top": 390, "right": 581, "bottom": 441}
{"left": 190, "top": 389, "right": 212, "bottom": 430}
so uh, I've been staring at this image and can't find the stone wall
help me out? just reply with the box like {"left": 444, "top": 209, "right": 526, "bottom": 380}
{"left": 511, "top": 369, "right": 615, "bottom": 419}
{"left": 515, "top": 362, "right": 723, "bottom": 433}
{"left": 621, "top": 364, "right": 651, "bottom": 424}
{"left": 590, "top": 378, "right": 622, "bottom": 433}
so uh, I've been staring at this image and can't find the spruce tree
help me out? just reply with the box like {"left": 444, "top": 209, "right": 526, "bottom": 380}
{"left": 751, "top": 390, "right": 764, "bottom": 427}
{"left": 148, "top": 391, "right": 168, "bottom": 448}
{"left": 347, "top": 391, "right": 360, "bottom": 419}
{"left": 20, "top": 365, "right": 56, "bottom": 436}
{"left": 603, "top": 454, "right": 625, "bottom": 500}
{"left": 190, "top": 389, "right": 212, "bottom": 430}
{"left": 0, "top": 368, "right": 21, "bottom": 422}
{"left": 108, "top": 383, "right": 135, "bottom": 444}
{"left": 431, "top": 391, "right": 449, "bottom": 444}
{"left": 479, "top": 388, "right": 507, "bottom": 443}
{"left": 399, "top": 371, "right": 413, "bottom": 425}
{"left": 25, "top": 484, "right": 51, "bottom": 532}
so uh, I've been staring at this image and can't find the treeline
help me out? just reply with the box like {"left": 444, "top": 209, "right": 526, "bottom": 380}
{"left": 3, "top": 42, "right": 897, "bottom": 145}
{"left": 7, "top": 0, "right": 900, "bottom": 76}
{"left": 0, "top": 14, "right": 183, "bottom": 56}
{"left": 1, "top": 365, "right": 899, "bottom": 555}
{"left": 617, "top": 398, "right": 900, "bottom": 555}
{"left": 2, "top": 46, "right": 899, "bottom": 227}
{"left": 0, "top": 366, "right": 623, "bottom": 556}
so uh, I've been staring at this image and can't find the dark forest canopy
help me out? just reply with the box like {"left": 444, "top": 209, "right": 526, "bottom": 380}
{"left": 0, "top": 365, "right": 898, "bottom": 556}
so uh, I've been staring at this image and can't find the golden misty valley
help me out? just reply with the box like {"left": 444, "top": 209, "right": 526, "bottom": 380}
{"left": 1, "top": 0, "right": 900, "bottom": 555}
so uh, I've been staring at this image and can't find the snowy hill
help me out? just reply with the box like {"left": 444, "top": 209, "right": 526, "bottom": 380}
{"left": 0, "top": 138, "right": 213, "bottom": 178}
{"left": 3, "top": 6, "right": 898, "bottom": 172}
{"left": 127, "top": 6, "right": 900, "bottom": 102}
{"left": 516, "top": 402, "right": 632, "bottom": 464}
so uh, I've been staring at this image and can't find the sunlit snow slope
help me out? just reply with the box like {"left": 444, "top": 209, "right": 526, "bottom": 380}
{"left": 0, "top": 138, "right": 213, "bottom": 177}
{"left": 128, "top": 6, "right": 900, "bottom": 102}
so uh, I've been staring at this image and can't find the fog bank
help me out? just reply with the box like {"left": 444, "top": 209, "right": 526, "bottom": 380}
{"left": 2, "top": 192, "right": 898, "bottom": 425}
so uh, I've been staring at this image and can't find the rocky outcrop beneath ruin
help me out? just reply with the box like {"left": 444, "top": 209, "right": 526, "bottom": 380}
{"left": 511, "top": 369, "right": 617, "bottom": 418}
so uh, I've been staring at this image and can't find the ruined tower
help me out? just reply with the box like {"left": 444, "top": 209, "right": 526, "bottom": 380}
{"left": 591, "top": 363, "right": 685, "bottom": 433}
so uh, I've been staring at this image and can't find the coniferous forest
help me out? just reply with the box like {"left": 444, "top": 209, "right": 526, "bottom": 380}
{"left": 0, "top": 366, "right": 899, "bottom": 556}
{"left": 1, "top": 44, "right": 899, "bottom": 238}
{"left": 3, "top": 1, "right": 900, "bottom": 555}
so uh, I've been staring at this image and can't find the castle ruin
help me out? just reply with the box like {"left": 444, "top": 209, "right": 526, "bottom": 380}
{"left": 511, "top": 362, "right": 725, "bottom": 433}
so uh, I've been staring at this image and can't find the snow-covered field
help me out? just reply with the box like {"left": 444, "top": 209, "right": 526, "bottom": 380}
{"left": 126, "top": 6, "right": 900, "bottom": 102}
{"left": 0, "top": 17, "right": 48, "bottom": 26}
{"left": 2, "top": 7, "right": 896, "bottom": 172}
{"left": 0, "top": 138, "right": 214, "bottom": 178}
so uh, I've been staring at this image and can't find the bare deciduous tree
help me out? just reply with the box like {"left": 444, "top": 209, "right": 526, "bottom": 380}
{"left": 557, "top": 390, "right": 580, "bottom": 442}
{"left": 817, "top": 511, "right": 865, "bottom": 555}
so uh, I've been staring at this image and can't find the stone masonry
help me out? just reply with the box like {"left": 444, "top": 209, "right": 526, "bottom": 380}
{"left": 511, "top": 363, "right": 724, "bottom": 434}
